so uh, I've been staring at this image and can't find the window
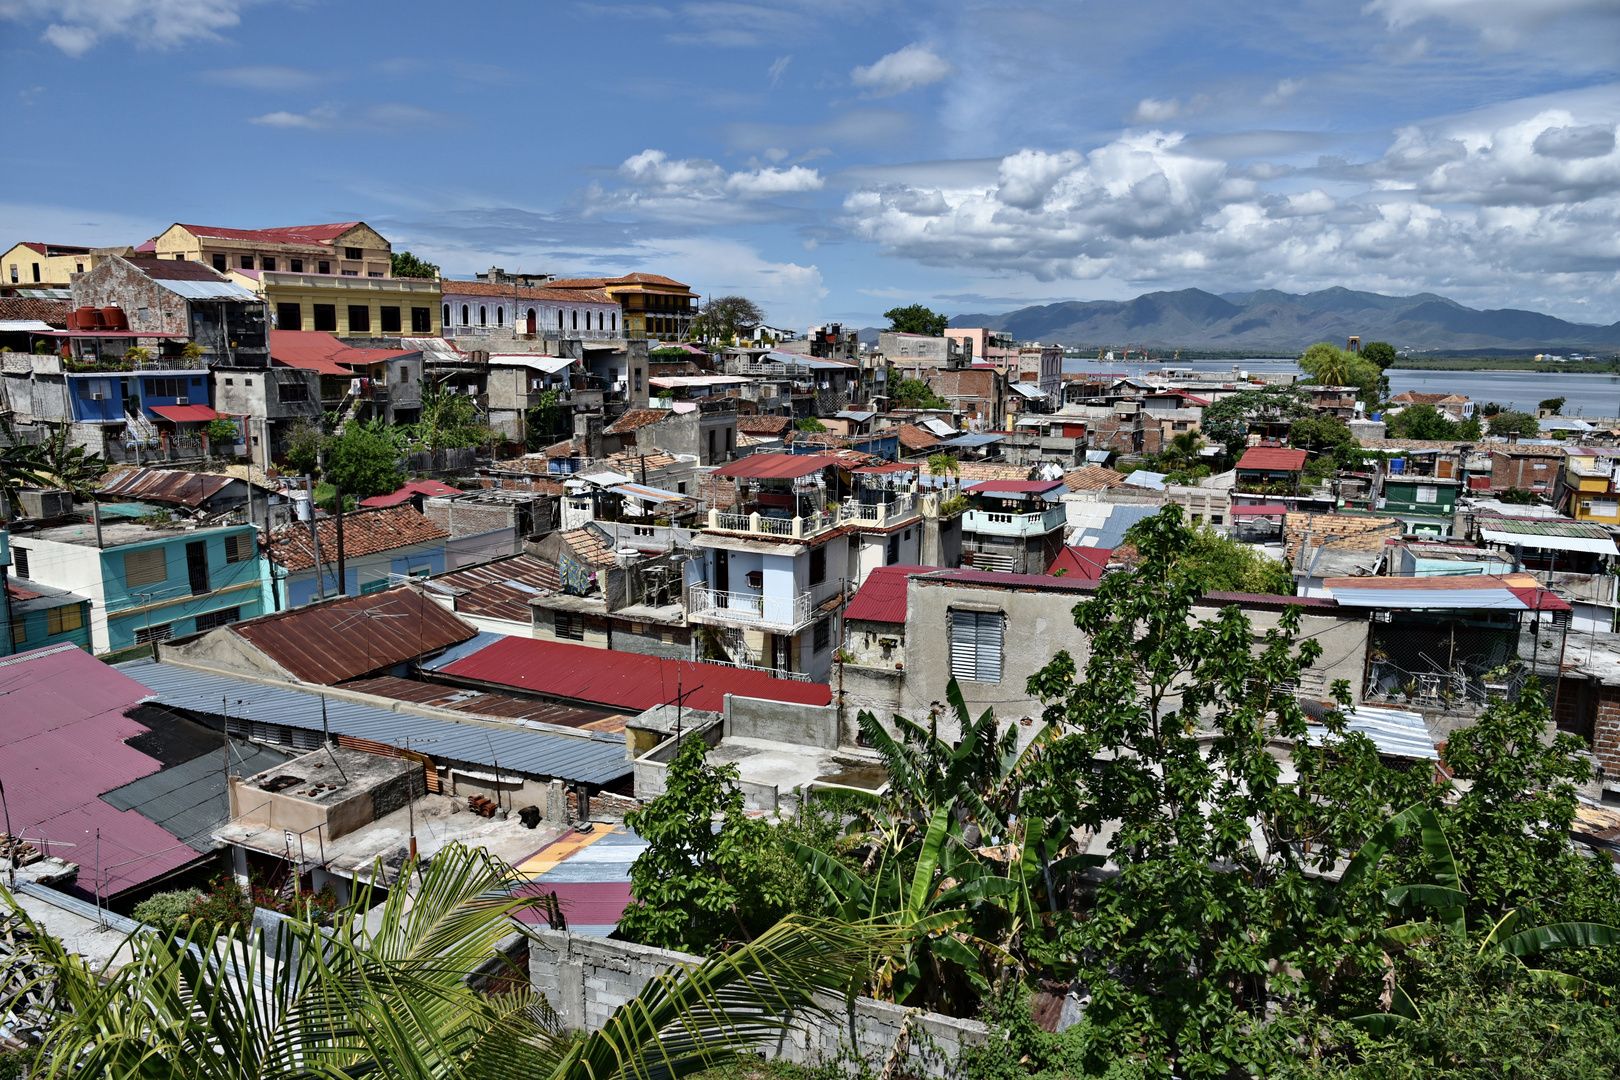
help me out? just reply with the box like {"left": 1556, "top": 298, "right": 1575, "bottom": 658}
{"left": 239, "top": 255, "right": 254, "bottom": 269}
{"left": 186, "top": 540, "right": 210, "bottom": 595}
{"left": 367, "top": 271, "right": 382, "bottom": 278}
{"left": 634, "top": 367, "right": 642, "bottom": 392}
{"left": 379, "top": 306, "right": 401, "bottom": 333}
{"left": 443, "top": 304, "right": 451, "bottom": 325}
{"left": 553, "top": 610, "right": 585, "bottom": 640}
{"left": 612, "top": 312, "right": 617, "bottom": 332}
{"left": 317, "top": 260, "right": 330, "bottom": 274}
{"left": 1591, "top": 498, "right": 1619, "bottom": 518}
{"left": 398, "top": 365, "right": 410, "bottom": 383}
{"left": 677, "top": 481, "right": 687, "bottom": 495}
{"left": 347, "top": 306, "right": 370, "bottom": 332}
{"left": 212, "top": 254, "right": 227, "bottom": 272}
{"left": 134, "top": 623, "right": 173, "bottom": 646}
{"left": 886, "top": 534, "right": 900, "bottom": 565}
{"left": 244, "top": 378, "right": 252, "bottom": 386}
{"left": 342, "top": 269, "right": 358, "bottom": 277}
{"left": 7, "top": 264, "right": 16, "bottom": 283}
{"left": 572, "top": 310, "right": 578, "bottom": 329}
{"left": 1210, "top": 514, "right": 1224, "bottom": 526}
{"left": 224, "top": 533, "right": 253, "bottom": 562}
{"left": 12, "top": 546, "right": 28, "bottom": 579}
{"left": 345, "top": 247, "right": 363, "bottom": 260}
{"left": 261, "top": 257, "right": 276, "bottom": 272}
{"left": 124, "top": 548, "right": 167, "bottom": 587}
{"left": 950, "top": 609, "right": 1003, "bottom": 682}
{"left": 31, "top": 263, "right": 40, "bottom": 282}
{"left": 496, "top": 307, "right": 503, "bottom": 327}
{"left": 1416, "top": 485, "right": 1438, "bottom": 504}
{"left": 9, "top": 617, "right": 23, "bottom": 644}
{"left": 290, "top": 258, "right": 303, "bottom": 273}
{"left": 479, "top": 305, "right": 487, "bottom": 326}
{"left": 194, "top": 607, "right": 240, "bottom": 631}
{"left": 313, "top": 304, "right": 337, "bottom": 332}
{"left": 708, "top": 429, "right": 716, "bottom": 463}
{"left": 813, "top": 618, "right": 831, "bottom": 652}
{"left": 461, "top": 305, "right": 470, "bottom": 326}
{"left": 412, "top": 306, "right": 430, "bottom": 333}
{"left": 810, "top": 546, "right": 826, "bottom": 585}
{"left": 146, "top": 377, "right": 185, "bottom": 398}
{"left": 359, "top": 579, "right": 389, "bottom": 595}
{"left": 276, "top": 302, "right": 301, "bottom": 331}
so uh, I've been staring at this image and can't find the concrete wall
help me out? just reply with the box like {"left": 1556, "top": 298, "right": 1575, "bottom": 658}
{"left": 527, "top": 928, "right": 985, "bottom": 1076}
{"left": 837, "top": 663, "right": 905, "bottom": 742}
{"left": 724, "top": 693, "right": 839, "bottom": 750}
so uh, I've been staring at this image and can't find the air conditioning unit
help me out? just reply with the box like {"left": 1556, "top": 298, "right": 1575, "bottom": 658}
{"left": 88, "top": 392, "right": 104, "bottom": 400}
{"left": 176, "top": 396, "right": 189, "bottom": 405}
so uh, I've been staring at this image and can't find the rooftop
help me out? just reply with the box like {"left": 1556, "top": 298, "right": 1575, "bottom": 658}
{"left": 604, "top": 409, "right": 671, "bottom": 435}
{"left": 225, "top": 586, "right": 478, "bottom": 684}
{"left": 99, "top": 466, "right": 240, "bottom": 507}
{"left": 18, "top": 518, "right": 246, "bottom": 549}
{"left": 338, "top": 675, "right": 623, "bottom": 731}
{"left": 1237, "top": 446, "right": 1308, "bottom": 472}
{"left": 1322, "top": 573, "right": 1570, "bottom": 611}
{"left": 440, "top": 279, "right": 615, "bottom": 303}
{"left": 842, "top": 564, "right": 935, "bottom": 624}
{"left": 171, "top": 221, "right": 365, "bottom": 246}
{"left": 416, "top": 554, "right": 560, "bottom": 623}
{"left": 265, "top": 504, "right": 449, "bottom": 572}
{"left": 359, "top": 479, "right": 461, "bottom": 508}
{"left": 1061, "top": 466, "right": 1127, "bottom": 492}
{"left": 269, "top": 329, "right": 417, "bottom": 375}
{"left": 713, "top": 453, "right": 841, "bottom": 480}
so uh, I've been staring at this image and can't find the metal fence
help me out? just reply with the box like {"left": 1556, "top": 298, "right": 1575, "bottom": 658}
{"left": 1363, "top": 609, "right": 1568, "bottom": 715}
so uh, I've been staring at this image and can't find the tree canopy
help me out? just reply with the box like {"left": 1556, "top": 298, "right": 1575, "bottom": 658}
{"left": 1199, "top": 383, "right": 1314, "bottom": 457}
{"left": 888, "top": 376, "right": 951, "bottom": 410}
{"left": 1299, "top": 341, "right": 1385, "bottom": 402}
{"left": 1486, "top": 410, "right": 1540, "bottom": 438}
{"left": 884, "top": 304, "right": 949, "bottom": 337}
{"left": 691, "top": 295, "right": 764, "bottom": 342}
{"left": 1386, "top": 402, "right": 1481, "bottom": 441}
{"left": 323, "top": 419, "right": 405, "bottom": 496}
{"left": 1360, "top": 340, "right": 1398, "bottom": 369}
{"left": 389, "top": 250, "right": 440, "bottom": 279}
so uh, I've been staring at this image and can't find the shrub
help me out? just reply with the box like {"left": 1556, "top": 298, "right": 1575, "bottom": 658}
{"left": 132, "top": 888, "right": 203, "bottom": 932}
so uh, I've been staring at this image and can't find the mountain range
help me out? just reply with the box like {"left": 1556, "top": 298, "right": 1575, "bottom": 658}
{"left": 939, "top": 287, "right": 1620, "bottom": 353}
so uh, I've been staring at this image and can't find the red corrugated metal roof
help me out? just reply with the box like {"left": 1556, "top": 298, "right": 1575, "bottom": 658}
{"left": 269, "top": 329, "right": 415, "bottom": 372}
{"left": 964, "top": 479, "right": 1067, "bottom": 497}
{"left": 1237, "top": 447, "right": 1308, "bottom": 471}
{"left": 1231, "top": 503, "right": 1289, "bottom": 517}
{"left": 843, "top": 565, "right": 935, "bottom": 623}
{"left": 440, "top": 637, "right": 831, "bottom": 712}
{"left": 149, "top": 404, "right": 219, "bottom": 423}
{"left": 1048, "top": 547, "right": 1112, "bottom": 579}
{"left": 0, "top": 644, "right": 206, "bottom": 896}
{"left": 853, "top": 462, "right": 921, "bottom": 474}
{"left": 713, "top": 454, "right": 842, "bottom": 479}
{"left": 358, "top": 479, "right": 460, "bottom": 508}
{"left": 177, "top": 221, "right": 362, "bottom": 246}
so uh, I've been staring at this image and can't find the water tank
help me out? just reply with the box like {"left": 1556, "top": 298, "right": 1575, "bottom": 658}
{"left": 75, "top": 306, "right": 103, "bottom": 329}
{"left": 99, "top": 306, "right": 128, "bottom": 330}
{"left": 291, "top": 491, "right": 312, "bottom": 521}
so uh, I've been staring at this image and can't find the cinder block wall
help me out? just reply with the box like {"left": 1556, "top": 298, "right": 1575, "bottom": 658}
{"left": 526, "top": 928, "right": 985, "bottom": 1076}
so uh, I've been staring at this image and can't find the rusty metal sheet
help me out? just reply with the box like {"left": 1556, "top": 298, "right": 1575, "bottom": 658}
{"left": 232, "top": 587, "right": 476, "bottom": 684}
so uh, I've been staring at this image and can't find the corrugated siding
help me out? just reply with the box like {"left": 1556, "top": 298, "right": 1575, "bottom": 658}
{"left": 950, "top": 609, "right": 1002, "bottom": 683}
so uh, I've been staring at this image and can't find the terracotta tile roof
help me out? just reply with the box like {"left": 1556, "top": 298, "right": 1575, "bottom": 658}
{"left": 562, "top": 524, "right": 618, "bottom": 567}
{"left": 439, "top": 279, "right": 615, "bottom": 304}
{"left": 898, "top": 423, "right": 942, "bottom": 450}
{"left": 604, "top": 448, "right": 680, "bottom": 471}
{"left": 737, "top": 414, "right": 793, "bottom": 435}
{"left": 174, "top": 222, "right": 362, "bottom": 247}
{"left": 1284, "top": 512, "right": 1402, "bottom": 561}
{"left": 604, "top": 408, "right": 671, "bottom": 435}
{"left": 955, "top": 462, "right": 1035, "bottom": 483}
{"left": 0, "top": 296, "right": 70, "bottom": 325}
{"left": 1358, "top": 438, "right": 1470, "bottom": 451}
{"left": 544, "top": 438, "right": 584, "bottom": 458}
{"left": 266, "top": 505, "right": 449, "bottom": 572}
{"left": 548, "top": 273, "right": 691, "bottom": 290}
{"left": 124, "top": 256, "right": 237, "bottom": 282}
{"left": 1237, "top": 447, "right": 1308, "bottom": 472}
{"left": 1062, "top": 466, "right": 1127, "bottom": 491}
{"left": 1391, "top": 392, "right": 1470, "bottom": 405}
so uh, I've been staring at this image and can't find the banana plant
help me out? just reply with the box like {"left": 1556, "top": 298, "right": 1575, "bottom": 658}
{"left": 1342, "top": 804, "right": 1620, "bottom": 1036}
{"left": 790, "top": 802, "right": 1018, "bottom": 1014}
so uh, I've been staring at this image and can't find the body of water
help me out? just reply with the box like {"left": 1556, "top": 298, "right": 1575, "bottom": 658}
{"left": 1060, "top": 357, "right": 1620, "bottom": 418}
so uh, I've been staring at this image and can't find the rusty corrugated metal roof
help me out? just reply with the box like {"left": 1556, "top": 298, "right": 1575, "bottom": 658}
{"left": 419, "top": 555, "right": 559, "bottom": 623}
{"left": 338, "top": 675, "right": 622, "bottom": 729}
{"left": 100, "top": 466, "right": 236, "bottom": 507}
{"left": 231, "top": 587, "right": 477, "bottom": 684}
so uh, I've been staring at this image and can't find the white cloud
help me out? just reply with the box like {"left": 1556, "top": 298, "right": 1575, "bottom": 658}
{"left": 850, "top": 44, "right": 951, "bottom": 98}
{"left": 727, "top": 165, "right": 824, "bottom": 196}
{"left": 0, "top": 0, "right": 257, "bottom": 55}
{"left": 590, "top": 149, "right": 825, "bottom": 224}
{"left": 249, "top": 102, "right": 452, "bottom": 132}
{"left": 1262, "top": 78, "right": 1303, "bottom": 106}
{"left": 1130, "top": 98, "right": 1184, "bottom": 123}
{"left": 768, "top": 54, "right": 791, "bottom": 87}
{"left": 1366, "top": 0, "right": 1618, "bottom": 46}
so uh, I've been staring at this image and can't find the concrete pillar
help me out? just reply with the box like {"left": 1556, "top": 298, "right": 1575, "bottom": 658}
{"left": 708, "top": 508, "right": 720, "bottom": 529}
{"left": 546, "top": 779, "right": 567, "bottom": 824}
{"left": 792, "top": 516, "right": 804, "bottom": 539}
{"left": 749, "top": 511, "right": 762, "bottom": 534}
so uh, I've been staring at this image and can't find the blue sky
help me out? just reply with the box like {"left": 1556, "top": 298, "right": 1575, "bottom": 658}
{"left": 2, "top": 0, "right": 1618, "bottom": 328}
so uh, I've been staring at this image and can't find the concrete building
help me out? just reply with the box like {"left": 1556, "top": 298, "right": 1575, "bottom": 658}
{"left": 1560, "top": 449, "right": 1620, "bottom": 525}
{"left": 69, "top": 253, "right": 269, "bottom": 368}
{"left": 264, "top": 505, "right": 450, "bottom": 608}
{"left": 148, "top": 222, "right": 395, "bottom": 280}
{"left": 1487, "top": 444, "right": 1565, "bottom": 497}
{"left": 212, "top": 363, "right": 321, "bottom": 469}
{"left": 959, "top": 479, "right": 1068, "bottom": 574}
{"left": 3, "top": 242, "right": 96, "bottom": 291}
{"left": 240, "top": 269, "right": 439, "bottom": 339}
{"left": 544, "top": 273, "right": 698, "bottom": 340}
{"left": 6, "top": 519, "right": 269, "bottom": 653}
{"left": 267, "top": 330, "right": 423, "bottom": 427}
{"left": 440, "top": 280, "right": 621, "bottom": 344}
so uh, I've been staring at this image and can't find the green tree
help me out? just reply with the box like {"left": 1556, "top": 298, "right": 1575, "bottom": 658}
{"left": 691, "top": 295, "right": 765, "bottom": 343}
{"left": 884, "top": 304, "right": 949, "bottom": 337}
{"left": 1539, "top": 396, "right": 1566, "bottom": 415}
{"left": 1386, "top": 403, "right": 1462, "bottom": 441}
{"left": 928, "top": 451, "right": 960, "bottom": 480}
{"left": 205, "top": 416, "right": 241, "bottom": 447}
{"left": 414, "top": 383, "right": 490, "bottom": 451}
{"left": 36, "top": 424, "right": 109, "bottom": 500}
{"left": 525, "top": 388, "right": 565, "bottom": 451}
{"left": 323, "top": 418, "right": 405, "bottom": 497}
{"left": 1487, "top": 410, "right": 1539, "bottom": 438}
{"left": 1480, "top": 401, "right": 1505, "bottom": 417}
{"left": 889, "top": 377, "right": 950, "bottom": 410}
{"left": 1300, "top": 341, "right": 1383, "bottom": 402}
{"left": 1360, "top": 340, "right": 1398, "bottom": 369}
{"left": 283, "top": 418, "right": 327, "bottom": 477}
{"left": 619, "top": 735, "right": 826, "bottom": 954}
{"left": 10, "top": 844, "right": 884, "bottom": 1080}
{"left": 795, "top": 416, "right": 828, "bottom": 433}
{"left": 1199, "top": 383, "right": 1314, "bottom": 457}
{"left": 1160, "top": 429, "right": 1206, "bottom": 471}
{"left": 389, "top": 250, "right": 440, "bottom": 279}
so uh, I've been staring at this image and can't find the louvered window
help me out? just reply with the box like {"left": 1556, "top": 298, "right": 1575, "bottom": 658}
{"left": 950, "top": 609, "right": 1003, "bottom": 683}
{"left": 124, "top": 548, "right": 168, "bottom": 586}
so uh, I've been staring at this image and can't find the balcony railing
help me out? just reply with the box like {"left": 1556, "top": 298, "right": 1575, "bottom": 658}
{"left": 687, "top": 584, "right": 816, "bottom": 632}
{"left": 963, "top": 506, "right": 1067, "bottom": 537}
{"left": 705, "top": 493, "right": 925, "bottom": 541}
{"left": 692, "top": 655, "right": 812, "bottom": 682}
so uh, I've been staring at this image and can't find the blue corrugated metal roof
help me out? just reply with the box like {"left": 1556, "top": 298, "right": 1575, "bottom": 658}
{"left": 116, "top": 660, "right": 632, "bottom": 786}
{"left": 1072, "top": 503, "right": 1160, "bottom": 549}
{"left": 1305, "top": 705, "right": 1438, "bottom": 761}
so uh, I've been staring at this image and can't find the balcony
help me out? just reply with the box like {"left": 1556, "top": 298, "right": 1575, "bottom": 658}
{"left": 704, "top": 495, "right": 922, "bottom": 542}
{"left": 963, "top": 505, "right": 1067, "bottom": 538}
{"left": 687, "top": 584, "right": 819, "bottom": 633}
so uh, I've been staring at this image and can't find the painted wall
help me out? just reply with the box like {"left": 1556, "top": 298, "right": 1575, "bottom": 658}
{"left": 279, "top": 540, "right": 446, "bottom": 609}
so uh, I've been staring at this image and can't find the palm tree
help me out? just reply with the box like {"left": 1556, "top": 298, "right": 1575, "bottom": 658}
{"left": 0, "top": 419, "right": 50, "bottom": 513}
{"left": 8, "top": 844, "right": 889, "bottom": 1080}
{"left": 1162, "top": 430, "right": 1205, "bottom": 472}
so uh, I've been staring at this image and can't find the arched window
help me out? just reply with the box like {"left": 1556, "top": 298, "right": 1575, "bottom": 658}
{"left": 461, "top": 305, "right": 470, "bottom": 325}
{"left": 612, "top": 311, "right": 617, "bottom": 332}
{"left": 442, "top": 304, "right": 450, "bottom": 324}
{"left": 572, "top": 310, "right": 578, "bottom": 330}
{"left": 496, "top": 306, "right": 503, "bottom": 327}
{"left": 557, "top": 309, "right": 563, "bottom": 329}
{"left": 479, "top": 305, "right": 487, "bottom": 326}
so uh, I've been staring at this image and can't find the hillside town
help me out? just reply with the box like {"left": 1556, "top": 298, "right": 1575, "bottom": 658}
{"left": 5, "top": 223, "right": 1620, "bottom": 1077}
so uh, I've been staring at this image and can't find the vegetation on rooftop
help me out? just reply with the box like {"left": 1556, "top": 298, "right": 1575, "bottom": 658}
{"left": 883, "top": 303, "right": 949, "bottom": 338}
{"left": 889, "top": 377, "right": 951, "bottom": 411}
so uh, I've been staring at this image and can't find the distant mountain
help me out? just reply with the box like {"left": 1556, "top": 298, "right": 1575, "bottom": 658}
{"left": 949, "top": 287, "right": 1620, "bottom": 352}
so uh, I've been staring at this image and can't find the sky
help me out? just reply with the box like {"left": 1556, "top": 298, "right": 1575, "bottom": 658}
{"left": 2, "top": 0, "right": 1618, "bottom": 330}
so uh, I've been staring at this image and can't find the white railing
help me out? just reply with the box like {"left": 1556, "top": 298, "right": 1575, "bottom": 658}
{"left": 688, "top": 584, "right": 814, "bottom": 630}
{"left": 692, "top": 655, "right": 812, "bottom": 682}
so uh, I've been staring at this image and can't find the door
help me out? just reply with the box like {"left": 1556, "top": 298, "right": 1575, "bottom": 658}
{"left": 526, "top": 308, "right": 536, "bottom": 334}
{"left": 186, "top": 541, "right": 210, "bottom": 596}
{"left": 715, "top": 550, "right": 729, "bottom": 594}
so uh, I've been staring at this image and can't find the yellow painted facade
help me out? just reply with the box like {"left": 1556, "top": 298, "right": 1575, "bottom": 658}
{"left": 153, "top": 222, "right": 394, "bottom": 279}
{"left": 229, "top": 271, "right": 442, "bottom": 338}
{"left": 1564, "top": 458, "right": 1620, "bottom": 524}
{"left": 3, "top": 243, "right": 95, "bottom": 288}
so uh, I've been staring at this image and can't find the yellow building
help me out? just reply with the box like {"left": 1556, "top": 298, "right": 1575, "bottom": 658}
{"left": 545, "top": 272, "right": 698, "bottom": 339}
{"left": 148, "top": 222, "right": 395, "bottom": 278}
{"left": 1563, "top": 451, "right": 1620, "bottom": 524}
{"left": 228, "top": 269, "right": 441, "bottom": 338}
{"left": 3, "top": 242, "right": 96, "bottom": 290}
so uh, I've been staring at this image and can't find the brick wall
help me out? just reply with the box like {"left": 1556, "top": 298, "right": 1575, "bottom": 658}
{"left": 1490, "top": 451, "right": 1562, "bottom": 493}
{"left": 1591, "top": 685, "right": 1620, "bottom": 781}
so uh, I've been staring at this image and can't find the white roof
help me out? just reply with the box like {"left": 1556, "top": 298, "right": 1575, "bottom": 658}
{"left": 650, "top": 375, "right": 749, "bottom": 387}
{"left": 488, "top": 354, "right": 576, "bottom": 373}
{"left": 0, "top": 319, "right": 56, "bottom": 332}
{"left": 920, "top": 418, "right": 957, "bottom": 437}
{"left": 158, "top": 279, "right": 259, "bottom": 302}
{"left": 1479, "top": 524, "right": 1619, "bottom": 556}
{"left": 1305, "top": 705, "right": 1438, "bottom": 760}
{"left": 1009, "top": 382, "right": 1049, "bottom": 399}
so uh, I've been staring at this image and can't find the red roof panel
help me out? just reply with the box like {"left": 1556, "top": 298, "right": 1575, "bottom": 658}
{"left": 713, "top": 454, "right": 842, "bottom": 480}
{"left": 269, "top": 329, "right": 415, "bottom": 373}
{"left": 964, "top": 479, "right": 1067, "bottom": 497}
{"left": 358, "top": 479, "right": 460, "bottom": 508}
{"left": 1237, "top": 447, "right": 1308, "bottom": 471}
{"left": 842, "top": 565, "right": 935, "bottom": 623}
{"left": 1048, "top": 547, "right": 1112, "bottom": 579}
{"left": 178, "top": 222, "right": 362, "bottom": 246}
{"left": 149, "top": 404, "right": 219, "bottom": 423}
{"left": 440, "top": 637, "right": 831, "bottom": 712}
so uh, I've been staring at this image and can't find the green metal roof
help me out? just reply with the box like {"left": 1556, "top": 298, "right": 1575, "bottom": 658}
{"left": 1478, "top": 516, "right": 1611, "bottom": 540}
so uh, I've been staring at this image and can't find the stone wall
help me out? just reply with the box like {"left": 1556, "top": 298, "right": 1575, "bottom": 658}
{"left": 526, "top": 928, "right": 985, "bottom": 1076}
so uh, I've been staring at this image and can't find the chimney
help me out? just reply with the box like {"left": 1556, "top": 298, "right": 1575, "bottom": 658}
{"left": 1508, "top": 430, "right": 1520, "bottom": 445}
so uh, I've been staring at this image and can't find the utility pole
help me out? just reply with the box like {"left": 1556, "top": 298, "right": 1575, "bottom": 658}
{"left": 334, "top": 482, "right": 347, "bottom": 595}
{"left": 305, "top": 475, "right": 326, "bottom": 601}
